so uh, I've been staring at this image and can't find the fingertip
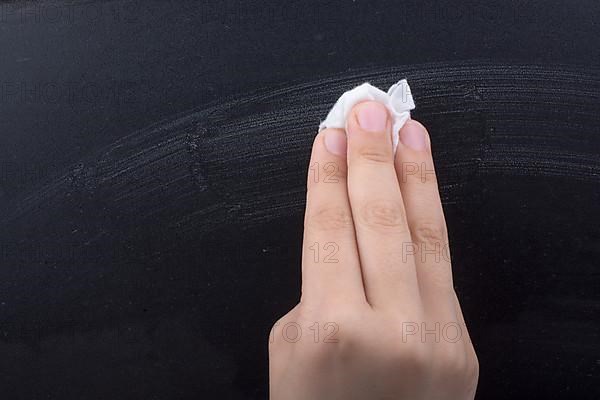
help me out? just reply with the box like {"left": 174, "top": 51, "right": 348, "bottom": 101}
{"left": 349, "top": 101, "right": 389, "bottom": 134}
{"left": 322, "top": 128, "right": 347, "bottom": 157}
{"left": 398, "top": 119, "right": 429, "bottom": 152}
{"left": 404, "top": 119, "right": 428, "bottom": 132}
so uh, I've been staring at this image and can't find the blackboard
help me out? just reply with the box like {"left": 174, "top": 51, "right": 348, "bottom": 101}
{"left": 0, "top": 1, "right": 598, "bottom": 399}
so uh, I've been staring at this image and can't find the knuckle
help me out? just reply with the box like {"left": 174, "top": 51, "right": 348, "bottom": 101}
{"left": 358, "top": 199, "right": 407, "bottom": 232}
{"left": 292, "top": 307, "right": 364, "bottom": 361}
{"left": 435, "top": 342, "right": 468, "bottom": 374}
{"left": 401, "top": 161, "right": 437, "bottom": 184}
{"left": 268, "top": 305, "right": 302, "bottom": 348}
{"left": 466, "top": 349, "right": 480, "bottom": 387}
{"left": 419, "top": 164, "right": 437, "bottom": 184}
{"left": 268, "top": 315, "right": 290, "bottom": 349}
{"left": 411, "top": 220, "right": 447, "bottom": 245}
{"left": 305, "top": 205, "right": 353, "bottom": 232}
{"left": 431, "top": 343, "right": 479, "bottom": 394}
{"left": 356, "top": 145, "right": 393, "bottom": 165}
{"left": 324, "top": 161, "right": 347, "bottom": 182}
{"left": 296, "top": 338, "right": 340, "bottom": 366}
{"left": 393, "top": 343, "right": 431, "bottom": 373}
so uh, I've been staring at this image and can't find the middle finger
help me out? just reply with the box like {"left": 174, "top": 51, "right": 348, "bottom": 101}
{"left": 345, "top": 101, "right": 421, "bottom": 311}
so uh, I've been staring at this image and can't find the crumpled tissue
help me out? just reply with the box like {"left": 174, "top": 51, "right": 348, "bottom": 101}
{"left": 319, "top": 79, "right": 416, "bottom": 151}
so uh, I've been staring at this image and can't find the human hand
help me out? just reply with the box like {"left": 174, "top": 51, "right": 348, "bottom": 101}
{"left": 269, "top": 101, "right": 479, "bottom": 399}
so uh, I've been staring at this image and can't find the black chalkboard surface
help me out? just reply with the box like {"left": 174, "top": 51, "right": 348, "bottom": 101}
{"left": 0, "top": 1, "right": 598, "bottom": 399}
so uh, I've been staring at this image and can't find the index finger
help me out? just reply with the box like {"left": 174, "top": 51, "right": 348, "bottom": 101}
{"left": 301, "top": 129, "right": 366, "bottom": 306}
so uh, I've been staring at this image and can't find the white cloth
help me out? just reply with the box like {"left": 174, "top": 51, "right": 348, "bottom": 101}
{"left": 319, "top": 79, "right": 416, "bottom": 151}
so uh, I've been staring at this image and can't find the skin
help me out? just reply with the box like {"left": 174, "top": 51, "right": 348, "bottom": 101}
{"left": 269, "top": 101, "right": 479, "bottom": 399}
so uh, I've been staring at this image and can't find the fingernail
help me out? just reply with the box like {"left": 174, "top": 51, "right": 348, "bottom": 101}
{"left": 357, "top": 102, "right": 388, "bottom": 132}
{"left": 324, "top": 129, "right": 347, "bottom": 156}
{"left": 399, "top": 121, "right": 427, "bottom": 151}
